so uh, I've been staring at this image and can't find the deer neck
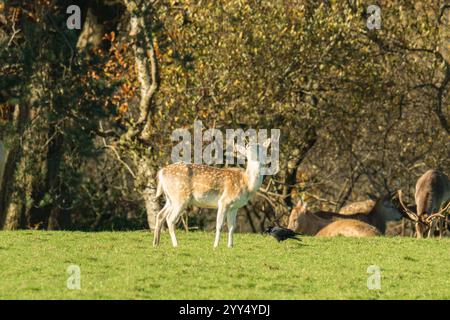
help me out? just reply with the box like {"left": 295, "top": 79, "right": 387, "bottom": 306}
{"left": 245, "top": 159, "right": 263, "bottom": 194}
{"left": 368, "top": 205, "right": 386, "bottom": 234}
{"left": 445, "top": 179, "right": 450, "bottom": 201}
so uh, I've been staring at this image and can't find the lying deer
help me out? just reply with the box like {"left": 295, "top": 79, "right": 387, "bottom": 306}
{"left": 398, "top": 169, "right": 450, "bottom": 238}
{"left": 288, "top": 200, "right": 330, "bottom": 235}
{"left": 153, "top": 139, "right": 271, "bottom": 248}
{"left": 339, "top": 199, "right": 376, "bottom": 215}
{"left": 316, "top": 219, "right": 381, "bottom": 237}
{"left": 288, "top": 194, "right": 402, "bottom": 235}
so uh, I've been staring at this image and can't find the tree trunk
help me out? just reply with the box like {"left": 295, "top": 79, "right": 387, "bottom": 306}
{"left": 0, "top": 143, "right": 16, "bottom": 228}
{"left": 0, "top": 141, "right": 6, "bottom": 197}
{"left": 76, "top": 1, "right": 125, "bottom": 51}
{"left": 43, "top": 130, "right": 68, "bottom": 230}
{"left": 76, "top": 7, "right": 105, "bottom": 50}
{"left": 439, "top": 5, "right": 450, "bottom": 64}
{"left": 143, "top": 186, "right": 159, "bottom": 230}
{"left": 137, "top": 159, "right": 159, "bottom": 230}
{"left": 0, "top": 104, "right": 30, "bottom": 229}
{"left": 1, "top": 145, "right": 29, "bottom": 230}
{"left": 284, "top": 126, "right": 317, "bottom": 208}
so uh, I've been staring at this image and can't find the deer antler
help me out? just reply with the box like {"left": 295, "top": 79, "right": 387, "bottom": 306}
{"left": 397, "top": 190, "right": 419, "bottom": 222}
{"left": 425, "top": 201, "right": 450, "bottom": 224}
{"left": 425, "top": 213, "right": 445, "bottom": 224}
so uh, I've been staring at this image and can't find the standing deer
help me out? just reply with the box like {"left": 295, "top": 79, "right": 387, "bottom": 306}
{"left": 153, "top": 139, "right": 271, "bottom": 248}
{"left": 316, "top": 219, "right": 381, "bottom": 237}
{"left": 398, "top": 169, "right": 450, "bottom": 238}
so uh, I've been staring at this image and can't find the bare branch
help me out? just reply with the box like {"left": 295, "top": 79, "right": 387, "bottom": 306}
{"left": 7, "top": 8, "right": 20, "bottom": 47}
{"left": 438, "top": 4, "right": 450, "bottom": 24}
{"left": 99, "top": 122, "right": 136, "bottom": 178}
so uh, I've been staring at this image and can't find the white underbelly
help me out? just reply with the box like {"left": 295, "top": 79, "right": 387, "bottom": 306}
{"left": 191, "top": 192, "right": 220, "bottom": 209}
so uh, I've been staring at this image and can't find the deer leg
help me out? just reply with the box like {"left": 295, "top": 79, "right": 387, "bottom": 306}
{"left": 429, "top": 220, "right": 436, "bottom": 238}
{"left": 427, "top": 220, "right": 434, "bottom": 238}
{"left": 153, "top": 204, "right": 170, "bottom": 247}
{"left": 438, "top": 218, "right": 444, "bottom": 238}
{"left": 226, "top": 209, "right": 238, "bottom": 248}
{"left": 445, "top": 216, "right": 449, "bottom": 237}
{"left": 214, "top": 203, "right": 227, "bottom": 248}
{"left": 181, "top": 214, "right": 189, "bottom": 232}
{"left": 166, "top": 204, "right": 184, "bottom": 247}
{"left": 415, "top": 222, "right": 423, "bottom": 239}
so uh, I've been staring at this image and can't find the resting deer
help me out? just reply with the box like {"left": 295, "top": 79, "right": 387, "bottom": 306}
{"left": 316, "top": 219, "right": 381, "bottom": 237}
{"left": 153, "top": 139, "right": 271, "bottom": 248}
{"left": 398, "top": 169, "right": 450, "bottom": 238}
{"left": 339, "top": 199, "right": 376, "bottom": 215}
{"left": 288, "top": 194, "right": 402, "bottom": 235}
{"left": 288, "top": 200, "right": 330, "bottom": 235}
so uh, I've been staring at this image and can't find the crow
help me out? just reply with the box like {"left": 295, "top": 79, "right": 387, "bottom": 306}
{"left": 264, "top": 226, "right": 302, "bottom": 242}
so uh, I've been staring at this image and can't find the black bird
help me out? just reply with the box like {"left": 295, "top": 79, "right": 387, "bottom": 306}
{"left": 264, "top": 226, "right": 302, "bottom": 242}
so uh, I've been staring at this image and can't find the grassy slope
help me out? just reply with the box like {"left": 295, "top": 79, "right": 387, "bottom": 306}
{"left": 0, "top": 231, "right": 449, "bottom": 299}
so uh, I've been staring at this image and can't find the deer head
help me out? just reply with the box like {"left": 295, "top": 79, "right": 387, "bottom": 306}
{"left": 397, "top": 189, "right": 449, "bottom": 233}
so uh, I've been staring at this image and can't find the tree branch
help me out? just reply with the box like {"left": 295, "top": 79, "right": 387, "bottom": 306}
{"left": 438, "top": 4, "right": 450, "bottom": 24}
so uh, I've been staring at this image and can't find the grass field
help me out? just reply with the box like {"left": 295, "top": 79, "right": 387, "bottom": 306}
{"left": 0, "top": 231, "right": 449, "bottom": 299}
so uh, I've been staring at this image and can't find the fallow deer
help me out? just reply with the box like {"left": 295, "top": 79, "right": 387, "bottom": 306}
{"left": 153, "top": 139, "right": 271, "bottom": 248}
{"left": 316, "top": 219, "right": 381, "bottom": 237}
{"left": 288, "top": 194, "right": 402, "bottom": 235}
{"left": 398, "top": 169, "right": 450, "bottom": 238}
{"left": 339, "top": 199, "right": 376, "bottom": 215}
{"left": 288, "top": 200, "right": 330, "bottom": 235}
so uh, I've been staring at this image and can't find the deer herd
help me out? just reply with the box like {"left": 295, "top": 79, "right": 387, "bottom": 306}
{"left": 153, "top": 140, "right": 450, "bottom": 247}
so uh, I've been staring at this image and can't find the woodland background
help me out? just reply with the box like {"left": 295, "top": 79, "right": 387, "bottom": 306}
{"left": 0, "top": 0, "right": 449, "bottom": 234}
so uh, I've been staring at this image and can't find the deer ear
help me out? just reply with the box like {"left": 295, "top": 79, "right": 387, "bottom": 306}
{"left": 367, "top": 193, "right": 377, "bottom": 200}
{"left": 389, "top": 190, "right": 398, "bottom": 200}
{"left": 297, "top": 199, "right": 307, "bottom": 209}
{"left": 263, "top": 138, "right": 271, "bottom": 148}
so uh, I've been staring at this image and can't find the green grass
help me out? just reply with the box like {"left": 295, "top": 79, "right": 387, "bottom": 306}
{"left": 0, "top": 231, "right": 449, "bottom": 299}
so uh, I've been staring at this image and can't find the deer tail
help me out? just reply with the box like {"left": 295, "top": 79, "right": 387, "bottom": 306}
{"left": 156, "top": 169, "right": 163, "bottom": 198}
